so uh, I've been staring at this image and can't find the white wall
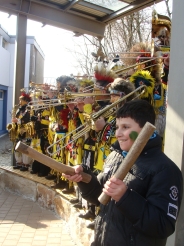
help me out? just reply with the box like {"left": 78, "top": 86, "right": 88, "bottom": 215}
{"left": 0, "top": 35, "right": 2, "bottom": 46}
{"left": 0, "top": 46, "right": 10, "bottom": 86}
{"left": 0, "top": 31, "right": 43, "bottom": 125}
{"left": 24, "top": 44, "right": 31, "bottom": 88}
{"left": 165, "top": 0, "right": 184, "bottom": 245}
{"left": 0, "top": 43, "right": 11, "bottom": 124}
{"left": 6, "top": 38, "right": 16, "bottom": 124}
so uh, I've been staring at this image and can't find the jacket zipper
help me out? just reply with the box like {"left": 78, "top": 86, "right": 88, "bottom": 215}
{"left": 130, "top": 235, "right": 134, "bottom": 246}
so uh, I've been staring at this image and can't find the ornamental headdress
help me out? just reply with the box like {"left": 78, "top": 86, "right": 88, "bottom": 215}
{"left": 151, "top": 10, "right": 171, "bottom": 85}
{"left": 79, "top": 78, "right": 94, "bottom": 87}
{"left": 109, "top": 78, "right": 136, "bottom": 101}
{"left": 152, "top": 9, "right": 171, "bottom": 49}
{"left": 56, "top": 75, "right": 78, "bottom": 92}
{"left": 19, "top": 90, "right": 31, "bottom": 102}
{"left": 136, "top": 50, "right": 151, "bottom": 63}
{"left": 94, "top": 62, "right": 117, "bottom": 90}
{"left": 126, "top": 42, "right": 162, "bottom": 85}
{"left": 129, "top": 70, "right": 155, "bottom": 103}
{"left": 121, "top": 42, "right": 152, "bottom": 68}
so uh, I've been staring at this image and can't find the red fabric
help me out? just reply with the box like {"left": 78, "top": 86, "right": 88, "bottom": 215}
{"left": 59, "top": 108, "right": 70, "bottom": 129}
{"left": 19, "top": 92, "right": 31, "bottom": 102}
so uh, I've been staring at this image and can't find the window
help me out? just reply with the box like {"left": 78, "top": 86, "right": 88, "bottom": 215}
{"left": 84, "top": 0, "right": 129, "bottom": 11}
{"left": 2, "top": 39, "right": 7, "bottom": 49}
{"left": 32, "top": 47, "right": 36, "bottom": 76}
{"left": 0, "top": 90, "right": 4, "bottom": 100}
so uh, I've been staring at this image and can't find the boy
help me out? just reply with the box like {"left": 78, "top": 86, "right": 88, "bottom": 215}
{"left": 63, "top": 99, "right": 183, "bottom": 246}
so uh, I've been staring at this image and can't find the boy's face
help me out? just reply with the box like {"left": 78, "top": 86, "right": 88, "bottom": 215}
{"left": 116, "top": 117, "right": 142, "bottom": 152}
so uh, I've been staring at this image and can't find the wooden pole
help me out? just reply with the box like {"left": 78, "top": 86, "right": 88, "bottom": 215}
{"left": 15, "top": 141, "right": 91, "bottom": 183}
{"left": 98, "top": 122, "right": 156, "bottom": 205}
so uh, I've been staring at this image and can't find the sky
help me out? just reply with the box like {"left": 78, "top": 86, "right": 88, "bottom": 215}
{"left": 0, "top": 13, "right": 78, "bottom": 82}
{"left": 0, "top": 0, "right": 172, "bottom": 82}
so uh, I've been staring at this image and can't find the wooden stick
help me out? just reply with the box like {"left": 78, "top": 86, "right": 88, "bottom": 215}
{"left": 15, "top": 141, "right": 91, "bottom": 183}
{"left": 98, "top": 122, "right": 156, "bottom": 205}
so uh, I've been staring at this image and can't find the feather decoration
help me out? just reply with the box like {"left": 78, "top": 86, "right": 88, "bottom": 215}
{"left": 79, "top": 78, "right": 94, "bottom": 87}
{"left": 94, "top": 62, "right": 117, "bottom": 84}
{"left": 106, "top": 60, "right": 117, "bottom": 71}
{"left": 19, "top": 92, "right": 32, "bottom": 102}
{"left": 130, "top": 70, "right": 155, "bottom": 99}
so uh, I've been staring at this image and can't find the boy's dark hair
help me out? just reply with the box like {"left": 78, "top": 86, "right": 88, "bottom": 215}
{"left": 116, "top": 99, "right": 155, "bottom": 127}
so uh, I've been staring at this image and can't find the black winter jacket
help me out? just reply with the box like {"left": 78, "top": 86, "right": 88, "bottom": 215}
{"left": 78, "top": 134, "right": 183, "bottom": 246}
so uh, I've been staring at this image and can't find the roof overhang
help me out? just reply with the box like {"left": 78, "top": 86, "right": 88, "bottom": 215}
{"left": 0, "top": 0, "right": 163, "bottom": 38}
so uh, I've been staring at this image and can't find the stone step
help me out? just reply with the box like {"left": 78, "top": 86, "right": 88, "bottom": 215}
{"left": 0, "top": 166, "right": 94, "bottom": 246}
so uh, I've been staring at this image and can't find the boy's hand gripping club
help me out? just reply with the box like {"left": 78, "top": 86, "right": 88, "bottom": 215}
{"left": 98, "top": 122, "right": 156, "bottom": 205}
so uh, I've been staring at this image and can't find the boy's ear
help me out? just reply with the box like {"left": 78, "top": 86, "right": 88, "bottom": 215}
{"left": 129, "top": 131, "right": 138, "bottom": 141}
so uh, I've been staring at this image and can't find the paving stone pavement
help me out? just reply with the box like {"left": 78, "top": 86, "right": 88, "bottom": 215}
{"left": 0, "top": 189, "right": 77, "bottom": 246}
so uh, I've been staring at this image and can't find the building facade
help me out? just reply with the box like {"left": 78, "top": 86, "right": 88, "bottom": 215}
{"left": 0, "top": 25, "right": 44, "bottom": 136}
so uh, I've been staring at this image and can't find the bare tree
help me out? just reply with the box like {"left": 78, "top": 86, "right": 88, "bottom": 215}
{"left": 65, "top": 2, "right": 171, "bottom": 74}
{"left": 65, "top": 35, "right": 98, "bottom": 75}
{"left": 104, "top": 9, "right": 151, "bottom": 60}
{"left": 164, "top": 0, "right": 172, "bottom": 18}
